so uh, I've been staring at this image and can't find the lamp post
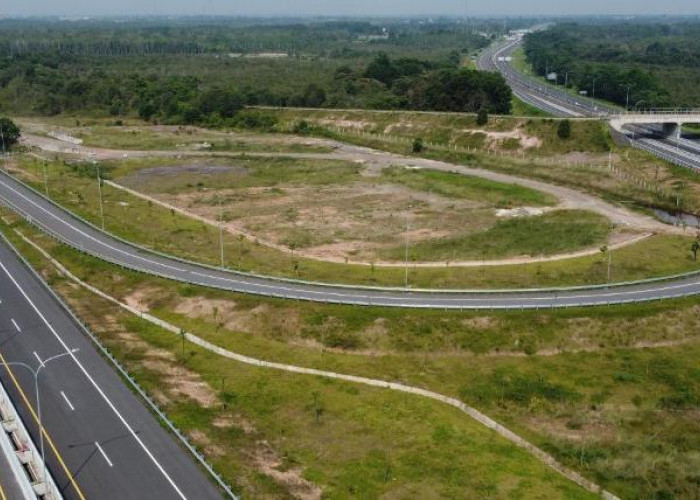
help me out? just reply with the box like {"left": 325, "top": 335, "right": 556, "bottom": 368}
{"left": 404, "top": 204, "right": 412, "bottom": 288}
{"left": 622, "top": 83, "right": 636, "bottom": 112}
{"left": 0, "top": 349, "right": 79, "bottom": 492}
{"left": 94, "top": 161, "right": 105, "bottom": 230}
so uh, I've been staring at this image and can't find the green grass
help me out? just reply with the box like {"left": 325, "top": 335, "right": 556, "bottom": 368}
{"left": 4, "top": 222, "right": 594, "bottom": 499}
{"left": 112, "top": 156, "right": 363, "bottom": 193}
{"left": 5, "top": 215, "right": 700, "bottom": 499}
{"left": 511, "top": 95, "right": 552, "bottom": 117}
{"left": 17, "top": 119, "right": 333, "bottom": 154}
{"left": 381, "top": 166, "right": 557, "bottom": 207}
{"left": 273, "top": 108, "right": 612, "bottom": 156}
{"left": 10, "top": 156, "right": 700, "bottom": 289}
{"left": 382, "top": 210, "right": 610, "bottom": 262}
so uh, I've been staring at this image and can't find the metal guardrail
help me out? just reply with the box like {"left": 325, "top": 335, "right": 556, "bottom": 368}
{"left": 4, "top": 166, "right": 700, "bottom": 298}
{"left": 0, "top": 230, "right": 239, "bottom": 499}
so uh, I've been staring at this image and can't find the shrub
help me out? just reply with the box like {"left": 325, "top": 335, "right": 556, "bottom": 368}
{"left": 557, "top": 119, "right": 572, "bottom": 139}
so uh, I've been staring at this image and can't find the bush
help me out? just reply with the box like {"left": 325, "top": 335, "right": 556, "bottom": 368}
{"left": 557, "top": 119, "right": 572, "bottom": 139}
{"left": 476, "top": 108, "right": 488, "bottom": 126}
{"left": 412, "top": 137, "right": 424, "bottom": 153}
{"left": 0, "top": 117, "right": 20, "bottom": 151}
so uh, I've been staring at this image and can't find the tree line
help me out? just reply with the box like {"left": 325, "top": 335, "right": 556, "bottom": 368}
{"left": 522, "top": 21, "right": 700, "bottom": 108}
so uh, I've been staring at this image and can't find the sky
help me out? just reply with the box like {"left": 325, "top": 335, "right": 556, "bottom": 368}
{"left": 3, "top": 0, "right": 700, "bottom": 17}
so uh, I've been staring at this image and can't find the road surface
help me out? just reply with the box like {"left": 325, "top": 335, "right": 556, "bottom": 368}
{"left": 0, "top": 238, "right": 223, "bottom": 499}
{"left": 476, "top": 36, "right": 700, "bottom": 171}
{"left": 1, "top": 167, "right": 700, "bottom": 309}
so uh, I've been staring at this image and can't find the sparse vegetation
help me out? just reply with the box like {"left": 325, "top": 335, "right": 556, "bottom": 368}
{"left": 4, "top": 213, "right": 700, "bottom": 499}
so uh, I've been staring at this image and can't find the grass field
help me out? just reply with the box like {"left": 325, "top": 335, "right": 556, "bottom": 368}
{"left": 10, "top": 154, "right": 700, "bottom": 288}
{"left": 273, "top": 107, "right": 612, "bottom": 156}
{"left": 4, "top": 213, "right": 700, "bottom": 499}
{"left": 1, "top": 218, "right": 596, "bottom": 499}
{"left": 17, "top": 118, "right": 334, "bottom": 154}
{"left": 380, "top": 166, "right": 556, "bottom": 207}
{"left": 381, "top": 210, "right": 610, "bottom": 262}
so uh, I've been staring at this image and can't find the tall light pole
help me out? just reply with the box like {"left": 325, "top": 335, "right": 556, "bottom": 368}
{"left": 404, "top": 204, "right": 412, "bottom": 288}
{"left": 623, "top": 83, "right": 636, "bottom": 112}
{"left": 94, "top": 161, "right": 105, "bottom": 230}
{"left": 218, "top": 194, "right": 225, "bottom": 268}
{"left": 0, "top": 349, "right": 79, "bottom": 492}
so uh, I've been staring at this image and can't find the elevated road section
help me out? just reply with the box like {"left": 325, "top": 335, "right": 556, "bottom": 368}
{"left": 610, "top": 111, "right": 700, "bottom": 139}
{"left": 477, "top": 36, "right": 700, "bottom": 171}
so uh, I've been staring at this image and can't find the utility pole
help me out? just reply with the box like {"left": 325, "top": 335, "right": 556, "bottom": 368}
{"left": 41, "top": 154, "right": 49, "bottom": 196}
{"left": 95, "top": 161, "right": 105, "bottom": 230}
{"left": 218, "top": 195, "right": 225, "bottom": 268}
{"left": 404, "top": 204, "right": 411, "bottom": 288}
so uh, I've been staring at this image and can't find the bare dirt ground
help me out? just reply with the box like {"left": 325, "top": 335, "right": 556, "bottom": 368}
{"left": 22, "top": 132, "right": 687, "bottom": 268}
{"left": 150, "top": 180, "right": 491, "bottom": 262}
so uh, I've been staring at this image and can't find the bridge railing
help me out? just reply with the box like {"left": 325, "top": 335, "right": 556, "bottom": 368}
{"left": 613, "top": 108, "right": 700, "bottom": 117}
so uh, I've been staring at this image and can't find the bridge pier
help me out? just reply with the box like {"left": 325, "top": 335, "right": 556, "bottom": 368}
{"left": 662, "top": 123, "right": 682, "bottom": 139}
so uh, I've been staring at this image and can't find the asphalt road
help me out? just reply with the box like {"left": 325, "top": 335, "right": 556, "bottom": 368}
{"left": 0, "top": 238, "right": 222, "bottom": 499}
{"left": 476, "top": 37, "right": 700, "bottom": 170}
{"left": 2, "top": 168, "right": 700, "bottom": 309}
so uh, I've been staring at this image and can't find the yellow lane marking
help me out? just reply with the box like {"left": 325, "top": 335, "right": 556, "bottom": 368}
{"left": 0, "top": 474, "right": 7, "bottom": 500}
{"left": 0, "top": 347, "right": 86, "bottom": 500}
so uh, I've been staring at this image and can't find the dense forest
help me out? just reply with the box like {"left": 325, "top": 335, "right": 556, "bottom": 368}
{"left": 523, "top": 20, "right": 700, "bottom": 108}
{"left": 0, "top": 17, "right": 517, "bottom": 121}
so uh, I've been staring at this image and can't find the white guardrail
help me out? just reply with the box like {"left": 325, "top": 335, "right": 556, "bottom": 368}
{"left": 2, "top": 166, "right": 700, "bottom": 300}
{"left": 0, "top": 378, "right": 62, "bottom": 499}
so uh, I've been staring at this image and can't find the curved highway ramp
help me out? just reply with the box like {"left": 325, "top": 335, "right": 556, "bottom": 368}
{"left": 1, "top": 170, "right": 700, "bottom": 310}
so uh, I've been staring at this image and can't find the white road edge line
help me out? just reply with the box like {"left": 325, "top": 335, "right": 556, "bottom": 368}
{"left": 0, "top": 259, "right": 188, "bottom": 500}
{"left": 11, "top": 318, "right": 21, "bottom": 332}
{"left": 60, "top": 391, "right": 75, "bottom": 411}
{"left": 95, "top": 441, "right": 113, "bottom": 468}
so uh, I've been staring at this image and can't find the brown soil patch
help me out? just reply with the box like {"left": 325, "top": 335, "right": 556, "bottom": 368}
{"left": 122, "top": 286, "right": 160, "bottom": 312}
{"left": 252, "top": 440, "right": 323, "bottom": 500}
{"left": 141, "top": 359, "right": 218, "bottom": 408}
{"left": 189, "top": 429, "right": 226, "bottom": 458}
{"left": 156, "top": 180, "right": 491, "bottom": 262}
{"left": 526, "top": 415, "right": 618, "bottom": 443}
{"left": 174, "top": 296, "right": 301, "bottom": 339}
{"left": 461, "top": 317, "right": 498, "bottom": 330}
{"left": 461, "top": 128, "right": 542, "bottom": 150}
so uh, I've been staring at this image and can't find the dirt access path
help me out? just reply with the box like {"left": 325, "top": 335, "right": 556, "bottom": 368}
{"left": 23, "top": 132, "right": 685, "bottom": 244}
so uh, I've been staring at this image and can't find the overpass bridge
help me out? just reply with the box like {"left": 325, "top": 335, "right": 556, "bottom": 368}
{"left": 609, "top": 110, "right": 700, "bottom": 139}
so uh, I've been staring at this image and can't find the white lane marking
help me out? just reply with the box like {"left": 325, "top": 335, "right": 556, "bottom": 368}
{"left": 95, "top": 442, "right": 113, "bottom": 468}
{"left": 33, "top": 351, "right": 43, "bottom": 366}
{"left": 0, "top": 259, "right": 188, "bottom": 499}
{"left": 2, "top": 173, "right": 700, "bottom": 306}
{"left": 11, "top": 318, "right": 21, "bottom": 332}
{"left": 60, "top": 391, "right": 75, "bottom": 411}
{"left": 0, "top": 178, "right": 187, "bottom": 273}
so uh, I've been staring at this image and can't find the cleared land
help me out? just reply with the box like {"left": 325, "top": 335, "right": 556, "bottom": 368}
{"left": 11, "top": 127, "right": 700, "bottom": 288}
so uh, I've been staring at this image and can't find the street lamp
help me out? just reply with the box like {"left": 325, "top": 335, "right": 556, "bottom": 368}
{"left": 0, "top": 349, "right": 79, "bottom": 492}
{"left": 622, "top": 83, "right": 636, "bottom": 112}
{"left": 94, "top": 161, "right": 105, "bottom": 231}
{"left": 404, "top": 204, "right": 412, "bottom": 288}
